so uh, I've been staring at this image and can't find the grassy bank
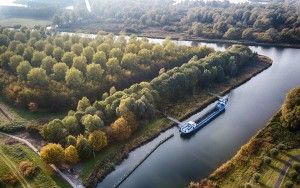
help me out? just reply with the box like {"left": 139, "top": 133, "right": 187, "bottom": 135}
{"left": 191, "top": 113, "right": 300, "bottom": 187}
{"left": 0, "top": 136, "right": 71, "bottom": 188}
{"left": 81, "top": 56, "right": 272, "bottom": 187}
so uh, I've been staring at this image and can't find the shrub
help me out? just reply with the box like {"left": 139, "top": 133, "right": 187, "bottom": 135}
{"left": 252, "top": 172, "right": 261, "bottom": 182}
{"left": 290, "top": 170, "right": 298, "bottom": 180}
{"left": 19, "top": 161, "right": 38, "bottom": 178}
{"left": 64, "top": 145, "right": 79, "bottom": 165}
{"left": 2, "top": 172, "right": 18, "bottom": 185}
{"left": 26, "top": 124, "right": 41, "bottom": 136}
{"left": 277, "top": 143, "right": 286, "bottom": 150}
{"left": 40, "top": 143, "right": 64, "bottom": 165}
{"left": 270, "top": 148, "right": 279, "bottom": 157}
{"left": 263, "top": 156, "right": 272, "bottom": 164}
{"left": 293, "top": 163, "right": 300, "bottom": 173}
{"left": 284, "top": 181, "right": 293, "bottom": 188}
{"left": 244, "top": 182, "right": 252, "bottom": 188}
{"left": 0, "top": 122, "right": 25, "bottom": 133}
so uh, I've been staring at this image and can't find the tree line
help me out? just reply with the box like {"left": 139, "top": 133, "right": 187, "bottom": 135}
{"left": 39, "top": 44, "right": 259, "bottom": 165}
{"left": 0, "top": 26, "right": 214, "bottom": 111}
{"left": 54, "top": 0, "right": 300, "bottom": 44}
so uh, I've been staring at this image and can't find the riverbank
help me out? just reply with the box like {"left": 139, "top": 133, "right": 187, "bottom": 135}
{"left": 58, "top": 27, "right": 300, "bottom": 49}
{"left": 81, "top": 55, "right": 272, "bottom": 187}
{"left": 191, "top": 110, "right": 300, "bottom": 188}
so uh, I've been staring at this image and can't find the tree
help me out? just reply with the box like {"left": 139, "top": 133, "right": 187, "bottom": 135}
{"left": 93, "top": 51, "right": 107, "bottom": 66}
{"left": 64, "top": 145, "right": 79, "bottom": 165}
{"left": 17, "top": 61, "right": 32, "bottom": 81}
{"left": 9, "top": 55, "right": 23, "bottom": 72}
{"left": 53, "top": 47, "right": 64, "bottom": 62}
{"left": 77, "top": 97, "right": 91, "bottom": 111}
{"left": 71, "top": 43, "right": 83, "bottom": 56}
{"left": 23, "top": 46, "right": 34, "bottom": 61}
{"left": 72, "top": 56, "right": 87, "bottom": 73}
{"left": 86, "top": 63, "right": 104, "bottom": 83}
{"left": 62, "top": 52, "right": 76, "bottom": 67}
{"left": 121, "top": 53, "right": 138, "bottom": 70}
{"left": 40, "top": 143, "right": 64, "bottom": 165}
{"left": 281, "top": 87, "right": 300, "bottom": 130}
{"left": 42, "top": 119, "right": 66, "bottom": 143}
{"left": 109, "top": 48, "right": 123, "bottom": 60}
{"left": 0, "top": 34, "right": 9, "bottom": 46}
{"left": 76, "top": 135, "right": 92, "bottom": 159}
{"left": 223, "top": 28, "right": 241, "bottom": 39}
{"left": 242, "top": 28, "right": 255, "bottom": 40}
{"left": 62, "top": 115, "right": 81, "bottom": 136}
{"left": 111, "top": 117, "right": 132, "bottom": 140}
{"left": 14, "top": 32, "right": 26, "bottom": 43}
{"left": 41, "top": 56, "right": 57, "bottom": 75}
{"left": 82, "top": 46, "right": 95, "bottom": 63}
{"left": 138, "top": 49, "right": 152, "bottom": 64}
{"left": 81, "top": 114, "right": 104, "bottom": 132}
{"left": 31, "top": 51, "right": 46, "bottom": 67}
{"left": 88, "top": 131, "right": 108, "bottom": 152}
{"left": 106, "top": 58, "right": 121, "bottom": 74}
{"left": 27, "top": 68, "right": 48, "bottom": 87}
{"left": 65, "top": 67, "right": 84, "bottom": 90}
{"left": 66, "top": 135, "right": 77, "bottom": 146}
{"left": 44, "top": 43, "right": 54, "bottom": 56}
{"left": 52, "top": 62, "right": 69, "bottom": 81}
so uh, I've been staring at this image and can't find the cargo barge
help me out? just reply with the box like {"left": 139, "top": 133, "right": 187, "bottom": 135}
{"left": 180, "top": 97, "right": 228, "bottom": 135}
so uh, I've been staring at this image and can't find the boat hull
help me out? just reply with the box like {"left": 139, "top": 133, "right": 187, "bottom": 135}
{"left": 180, "top": 108, "right": 225, "bottom": 136}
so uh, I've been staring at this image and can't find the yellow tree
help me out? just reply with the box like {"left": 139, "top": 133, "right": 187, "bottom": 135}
{"left": 111, "top": 117, "right": 132, "bottom": 141}
{"left": 40, "top": 143, "right": 64, "bottom": 165}
{"left": 88, "top": 131, "right": 108, "bottom": 152}
{"left": 64, "top": 145, "right": 79, "bottom": 165}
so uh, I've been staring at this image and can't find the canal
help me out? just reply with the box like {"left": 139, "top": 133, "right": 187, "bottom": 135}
{"left": 95, "top": 40, "right": 300, "bottom": 188}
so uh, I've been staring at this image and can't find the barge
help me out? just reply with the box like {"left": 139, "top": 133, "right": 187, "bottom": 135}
{"left": 180, "top": 97, "right": 228, "bottom": 135}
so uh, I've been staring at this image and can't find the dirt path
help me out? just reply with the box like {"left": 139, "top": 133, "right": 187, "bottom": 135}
{"left": 274, "top": 154, "right": 300, "bottom": 188}
{"left": 0, "top": 103, "right": 84, "bottom": 188}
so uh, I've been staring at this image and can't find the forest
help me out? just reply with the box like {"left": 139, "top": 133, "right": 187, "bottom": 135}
{"left": 0, "top": 27, "right": 213, "bottom": 111}
{"left": 38, "top": 43, "right": 259, "bottom": 165}
{"left": 54, "top": 0, "right": 300, "bottom": 44}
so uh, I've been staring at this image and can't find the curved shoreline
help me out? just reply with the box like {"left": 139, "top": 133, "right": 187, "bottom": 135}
{"left": 84, "top": 56, "right": 273, "bottom": 187}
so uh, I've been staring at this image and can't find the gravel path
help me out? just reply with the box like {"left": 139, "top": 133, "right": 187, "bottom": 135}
{"left": 274, "top": 154, "right": 300, "bottom": 188}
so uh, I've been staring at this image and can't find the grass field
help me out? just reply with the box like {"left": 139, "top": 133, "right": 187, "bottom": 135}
{"left": 0, "top": 136, "right": 71, "bottom": 188}
{"left": 0, "top": 18, "right": 51, "bottom": 27}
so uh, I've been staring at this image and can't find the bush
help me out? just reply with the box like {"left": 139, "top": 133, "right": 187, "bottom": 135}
{"left": 270, "top": 148, "right": 279, "bottom": 157}
{"left": 290, "top": 170, "right": 298, "bottom": 180}
{"left": 277, "top": 143, "right": 286, "bottom": 150}
{"left": 293, "top": 163, "right": 300, "bottom": 173}
{"left": 0, "top": 122, "right": 25, "bottom": 133}
{"left": 244, "top": 182, "right": 252, "bottom": 188}
{"left": 252, "top": 172, "right": 261, "bottom": 182}
{"left": 2, "top": 172, "right": 18, "bottom": 185}
{"left": 284, "top": 181, "right": 293, "bottom": 188}
{"left": 26, "top": 124, "right": 41, "bottom": 136}
{"left": 19, "top": 161, "right": 38, "bottom": 178}
{"left": 263, "top": 156, "right": 272, "bottom": 164}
